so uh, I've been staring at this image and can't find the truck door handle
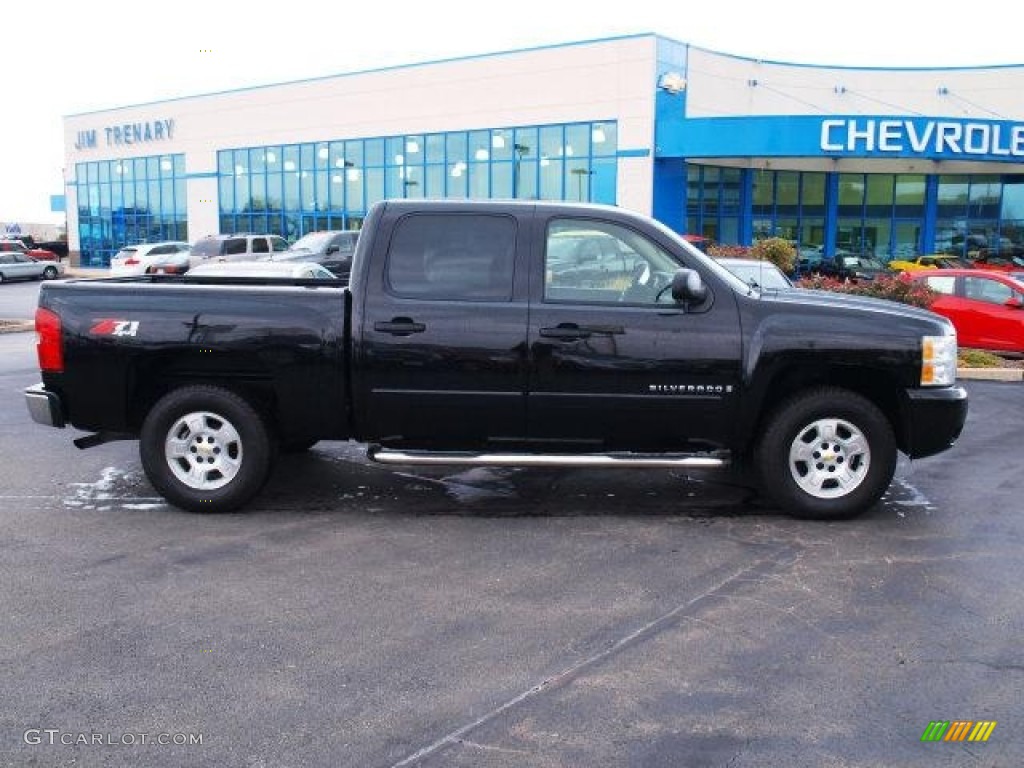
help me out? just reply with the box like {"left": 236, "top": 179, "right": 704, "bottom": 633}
{"left": 540, "top": 323, "right": 591, "bottom": 340}
{"left": 374, "top": 318, "right": 426, "bottom": 335}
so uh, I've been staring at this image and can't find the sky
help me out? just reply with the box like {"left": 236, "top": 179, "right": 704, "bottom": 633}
{"left": 3, "top": 0, "right": 1021, "bottom": 228}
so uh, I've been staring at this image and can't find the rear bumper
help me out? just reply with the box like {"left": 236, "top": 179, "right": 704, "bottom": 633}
{"left": 24, "top": 384, "right": 65, "bottom": 428}
{"left": 902, "top": 386, "right": 968, "bottom": 459}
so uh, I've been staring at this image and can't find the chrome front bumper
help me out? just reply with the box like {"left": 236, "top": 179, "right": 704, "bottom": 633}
{"left": 24, "top": 384, "right": 65, "bottom": 428}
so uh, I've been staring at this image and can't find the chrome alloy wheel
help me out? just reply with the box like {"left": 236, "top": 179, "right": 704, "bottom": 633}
{"left": 164, "top": 411, "right": 243, "bottom": 491}
{"left": 788, "top": 418, "right": 870, "bottom": 499}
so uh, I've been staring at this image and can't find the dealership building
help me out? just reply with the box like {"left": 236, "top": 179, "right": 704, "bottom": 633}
{"left": 63, "top": 34, "right": 1024, "bottom": 267}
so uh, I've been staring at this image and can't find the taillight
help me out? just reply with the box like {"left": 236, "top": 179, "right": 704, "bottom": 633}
{"left": 36, "top": 307, "right": 64, "bottom": 372}
{"left": 125, "top": 258, "right": 139, "bottom": 265}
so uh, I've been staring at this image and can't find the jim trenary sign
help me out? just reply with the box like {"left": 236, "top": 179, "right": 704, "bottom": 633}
{"left": 820, "top": 118, "right": 1024, "bottom": 159}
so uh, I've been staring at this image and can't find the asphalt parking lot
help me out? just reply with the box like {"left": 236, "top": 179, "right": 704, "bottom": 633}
{"left": 1, "top": 322, "right": 1022, "bottom": 767}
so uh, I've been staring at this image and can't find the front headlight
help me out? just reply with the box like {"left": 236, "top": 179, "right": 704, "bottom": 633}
{"left": 921, "top": 334, "right": 957, "bottom": 386}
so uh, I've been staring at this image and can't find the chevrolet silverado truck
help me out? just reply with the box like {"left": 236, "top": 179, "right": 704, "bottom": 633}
{"left": 25, "top": 200, "right": 968, "bottom": 519}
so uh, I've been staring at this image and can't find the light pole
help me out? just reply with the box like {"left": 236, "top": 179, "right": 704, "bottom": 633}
{"left": 513, "top": 143, "right": 529, "bottom": 199}
{"left": 571, "top": 168, "right": 593, "bottom": 202}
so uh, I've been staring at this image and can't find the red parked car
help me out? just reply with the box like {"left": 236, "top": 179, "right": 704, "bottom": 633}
{"left": 0, "top": 239, "right": 59, "bottom": 262}
{"left": 909, "top": 269, "right": 1024, "bottom": 355}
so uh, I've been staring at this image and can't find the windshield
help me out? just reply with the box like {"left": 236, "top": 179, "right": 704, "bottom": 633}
{"left": 290, "top": 232, "right": 335, "bottom": 253}
{"left": 721, "top": 261, "right": 792, "bottom": 290}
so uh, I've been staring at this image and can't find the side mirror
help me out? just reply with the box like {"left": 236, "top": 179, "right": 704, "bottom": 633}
{"left": 326, "top": 245, "right": 340, "bottom": 254}
{"left": 670, "top": 268, "right": 708, "bottom": 304}
{"left": 1005, "top": 297, "right": 1023, "bottom": 309}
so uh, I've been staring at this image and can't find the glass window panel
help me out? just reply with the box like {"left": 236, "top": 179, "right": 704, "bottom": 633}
{"left": 446, "top": 133, "right": 468, "bottom": 166}
{"left": 425, "top": 165, "right": 444, "bottom": 199}
{"left": 314, "top": 170, "right": 329, "bottom": 212}
{"left": 866, "top": 174, "right": 894, "bottom": 206}
{"left": 328, "top": 170, "right": 345, "bottom": 211}
{"left": 751, "top": 170, "right": 773, "bottom": 211}
{"left": 284, "top": 170, "right": 300, "bottom": 210}
{"left": 838, "top": 174, "right": 865, "bottom": 208}
{"left": 895, "top": 174, "right": 925, "bottom": 205}
{"left": 490, "top": 129, "right": 513, "bottom": 161}
{"left": 513, "top": 128, "right": 538, "bottom": 163}
{"left": 591, "top": 122, "right": 616, "bottom": 156}
{"left": 864, "top": 218, "right": 891, "bottom": 258}
{"left": 346, "top": 168, "right": 364, "bottom": 211}
{"left": 776, "top": 172, "right": 799, "bottom": 207}
{"left": 148, "top": 180, "right": 160, "bottom": 212}
{"left": 1001, "top": 180, "right": 1024, "bottom": 221}
{"left": 801, "top": 172, "right": 826, "bottom": 206}
{"left": 539, "top": 126, "right": 563, "bottom": 165}
{"left": 492, "top": 162, "right": 513, "bottom": 198}
{"left": 266, "top": 173, "right": 283, "bottom": 211}
{"left": 469, "top": 130, "right": 490, "bottom": 163}
{"left": 425, "top": 134, "right": 445, "bottom": 164}
{"left": 469, "top": 163, "right": 489, "bottom": 198}
{"left": 565, "top": 162, "right": 592, "bottom": 203}
{"left": 146, "top": 157, "right": 159, "bottom": 178}
{"left": 687, "top": 165, "right": 704, "bottom": 214}
{"left": 234, "top": 172, "right": 249, "bottom": 213}
{"left": 565, "top": 124, "right": 590, "bottom": 162}
{"left": 447, "top": 161, "right": 468, "bottom": 198}
{"left": 514, "top": 159, "right": 537, "bottom": 200}
{"left": 365, "top": 168, "right": 384, "bottom": 206}
{"left": 218, "top": 152, "right": 232, "bottom": 177}
{"left": 300, "top": 171, "right": 316, "bottom": 210}
{"left": 365, "top": 139, "right": 385, "bottom": 166}
{"left": 591, "top": 158, "right": 616, "bottom": 205}
{"left": 403, "top": 166, "right": 422, "bottom": 198}
{"left": 719, "top": 218, "right": 739, "bottom": 245}
{"left": 386, "top": 137, "right": 405, "bottom": 166}
{"left": 283, "top": 145, "right": 300, "bottom": 174}
{"left": 219, "top": 177, "right": 233, "bottom": 212}
{"left": 540, "top": 157, "right": 563, "bottom": 200}
{"left": 249, "top": 148, "right": 266, "bottom": 174}
{"left": 299, "top": 144, "right": 314, "bottom": 171}
{"left": 134, "top": 158, "right": 147, "bottom": 179}
{"left": 720, "top": 168, "right": 742, "bottom": 211}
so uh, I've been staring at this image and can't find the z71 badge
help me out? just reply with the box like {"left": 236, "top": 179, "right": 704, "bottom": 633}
{"left": 89, "top": 319, "right": 140, "bottom": 337}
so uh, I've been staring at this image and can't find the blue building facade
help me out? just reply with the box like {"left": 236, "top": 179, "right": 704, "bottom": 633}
{"left": 65, "top": 35, "right": 1024, "bottom": 266}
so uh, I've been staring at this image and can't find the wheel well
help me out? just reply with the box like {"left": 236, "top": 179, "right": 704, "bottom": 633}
{"left": 130, "top": 378, "right": 278, "bottom": 436}
{"left": 751, "top": 365, "right": 906, "bottom": 453}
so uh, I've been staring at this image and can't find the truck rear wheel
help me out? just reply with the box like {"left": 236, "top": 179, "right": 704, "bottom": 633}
{"left": 140, "top": 386, "right": 272, "bottom": 513}
{"left": 755, "top": 387, "right": 896, "bottom": 520}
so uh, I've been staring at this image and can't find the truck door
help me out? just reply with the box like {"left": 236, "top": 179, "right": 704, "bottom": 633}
{"left": 357, "top": 209, "right": 528, "bottom": 448}
{"left": 527, "top": 215, "right": 743, "bottom": 452}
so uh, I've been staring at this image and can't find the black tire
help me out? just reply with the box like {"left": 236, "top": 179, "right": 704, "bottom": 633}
{"left": 755, "top": 387, "right": 897, "bottom": 520}
{"left": 42, "top": 266, "right": 58, "bottom": 280}
{"left": 280, "top": 439, "right": 318, "bottom": 454}
{"left": 140, "top": 385, "right": 272, "bottom": 513}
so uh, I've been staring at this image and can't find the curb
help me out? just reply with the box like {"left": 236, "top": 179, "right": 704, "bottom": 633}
{"left": 0, "top": 321, "right": 33, "bottom": 335}
{"left": 957, "top": 367, "right": 1023, "bottom": 382}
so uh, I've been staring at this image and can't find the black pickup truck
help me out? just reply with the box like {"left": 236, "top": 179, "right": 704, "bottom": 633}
{"left": 25, "top": 200, "right": 967, "bottom": 519}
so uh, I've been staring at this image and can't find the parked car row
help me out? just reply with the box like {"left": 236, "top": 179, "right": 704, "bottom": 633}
{"left": 104, "top": 231, "right": 360, "bottom": 279}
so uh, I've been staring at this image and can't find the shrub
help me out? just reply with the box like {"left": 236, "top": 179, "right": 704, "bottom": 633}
{"left": 797, "top": 273, "right": 938, "bottom": 309}
{"left": 958, "top": 348, "right": 1004, "bottom": 368}
{"left": 750, "top": 237, "right": 797, "bottom": 274}
{"left": 706, "top": 244, "right": 752, "bottom": 259}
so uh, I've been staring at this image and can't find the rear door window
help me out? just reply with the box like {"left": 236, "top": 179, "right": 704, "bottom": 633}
{"left": 385, "top": 213, "right": 516, "bottom": 301}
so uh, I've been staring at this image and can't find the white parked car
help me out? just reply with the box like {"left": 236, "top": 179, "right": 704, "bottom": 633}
{"left": 0, "top": 252, "right": 64, "bottom": 283}
{"left": 186, "top": 261, "right": 337, "bottom": 279}
{"left": 110, "top": 242, "right": 192, "bottom": 276}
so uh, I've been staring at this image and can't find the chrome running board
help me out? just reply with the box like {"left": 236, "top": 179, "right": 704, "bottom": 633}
{"left": 367, "top": 446, "right": 729, "bottom": 469}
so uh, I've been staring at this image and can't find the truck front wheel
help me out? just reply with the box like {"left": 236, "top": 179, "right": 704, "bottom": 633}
{"left": 755, "top": 387, "right": 897, "bottom": 520}
{"left": 140, "top": 386, "right": 273, "bottom": 513}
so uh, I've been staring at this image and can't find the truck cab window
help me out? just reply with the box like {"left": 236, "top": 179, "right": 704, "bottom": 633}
{"left": 385, "top": 213, "right": 516, "bottom": 301}
{"left": 544, "top": 219, "right": 681, "bottom": 305}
